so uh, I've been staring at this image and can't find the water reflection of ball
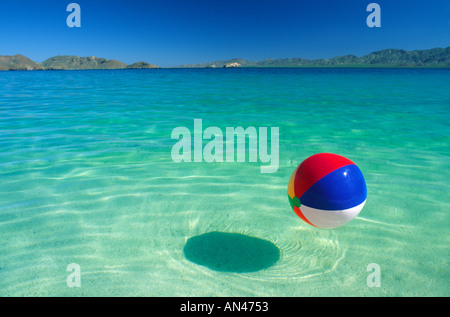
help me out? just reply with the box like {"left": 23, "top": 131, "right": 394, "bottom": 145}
{"left": 287, "top": 153, "right": 367, "bottom": 229}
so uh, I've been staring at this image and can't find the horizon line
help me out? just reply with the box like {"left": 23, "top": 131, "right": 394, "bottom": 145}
{"left": 1, "top": 46, "right": 449, "bottom": 70}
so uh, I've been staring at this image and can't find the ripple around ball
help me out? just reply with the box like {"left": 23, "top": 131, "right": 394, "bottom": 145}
{"left": 287, "top": 153, "right": 367, "bottom": 229}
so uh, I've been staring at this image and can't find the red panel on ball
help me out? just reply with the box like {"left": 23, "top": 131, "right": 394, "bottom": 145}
{"left": 293, "top": 153, "right": 355, "bottom": 199}
{"left": 293, "top": 206, "right": 317, "bottom": 227}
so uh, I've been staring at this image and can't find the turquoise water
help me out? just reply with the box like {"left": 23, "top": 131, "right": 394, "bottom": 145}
{"left": 0, "top": 68, "right": 448, "bottom": 296}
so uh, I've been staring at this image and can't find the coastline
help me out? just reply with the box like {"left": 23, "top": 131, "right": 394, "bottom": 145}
{"left": 1, "top": 65, "right": 450, "bottom": 72}
{"left": 1, "top": 47, "right": 449, "bottom": 71}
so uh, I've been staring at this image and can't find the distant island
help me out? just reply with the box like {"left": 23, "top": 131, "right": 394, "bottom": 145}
{"left": 0, "top": 55, "right": 160, "bottom": 71}
{"left": 0, "top": 47, "right": 449, "bottom": 71}
{"left": 177, "top": 47, "right": 450, "bottom": 68}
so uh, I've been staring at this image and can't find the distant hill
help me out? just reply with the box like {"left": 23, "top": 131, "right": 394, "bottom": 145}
{"left": 175, "top": 47, "right": 450, "bottom": 68}
{"left": 41, "top": 55, "right": 127, "bottom": 70}
{"left": 0, "top": 47, "right": 448, "bottom": 71}
{"left": 126, "top": 61, "right": 160, "bottom": 69}
{"left": 0, "top": 54, "right": 162, "bottom": 71}
{"left": 0, "top": 54, "right": 44, "bottom": 71}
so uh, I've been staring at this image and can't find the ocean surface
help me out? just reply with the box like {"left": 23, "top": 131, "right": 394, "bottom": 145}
{"left": 0, "top": 68, "right": 448, "bottom": 296}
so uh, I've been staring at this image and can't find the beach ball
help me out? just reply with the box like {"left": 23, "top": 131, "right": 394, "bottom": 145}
{"left": 287, "top": 153, "right": 367, "bottom": 229}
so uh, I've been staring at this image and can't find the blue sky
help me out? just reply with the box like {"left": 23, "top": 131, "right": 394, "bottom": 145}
{"left": 0, "top": 0, "right": 448, "bottom": 67}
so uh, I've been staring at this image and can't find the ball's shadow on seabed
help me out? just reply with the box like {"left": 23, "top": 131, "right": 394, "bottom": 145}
{"left": 183, "top": 232, "right": 280, "bottom": 273}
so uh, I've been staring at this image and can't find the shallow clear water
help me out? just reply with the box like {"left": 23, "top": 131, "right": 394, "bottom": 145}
{"left": 0, "top": 68, "right": 448, "bottom": 296}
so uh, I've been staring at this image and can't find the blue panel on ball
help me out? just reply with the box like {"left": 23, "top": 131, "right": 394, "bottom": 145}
{"left": 300, "top": 164, "right": 367, "bottom": 210}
